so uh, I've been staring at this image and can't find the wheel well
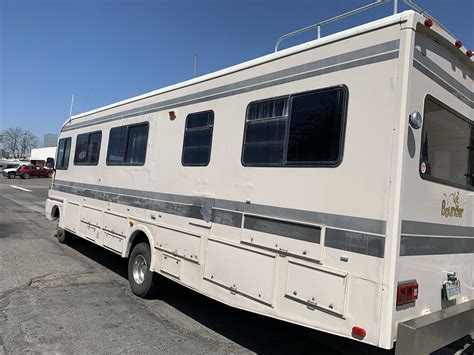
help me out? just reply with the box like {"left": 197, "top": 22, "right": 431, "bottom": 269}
{"left": 52, "top": 205, "right": 60, "bottom": 220}
{"left": 128, "top": 231, "right": 150, "bottom": 255}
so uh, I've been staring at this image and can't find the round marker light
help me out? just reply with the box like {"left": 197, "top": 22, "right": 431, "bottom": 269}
{"left": 352, "top": 326, "right": 367, "bottom": 339}
{"left": 424, "top": 18, "right": 433, "bottom": 27}
{"left": 455, "top": 40, "right": 462, "bottom": 48}
{"left": 466, "top": 49, "right": 473, "bottom": 58}
{"left": 409, "top": 111, "right": 422, "bottom": 129}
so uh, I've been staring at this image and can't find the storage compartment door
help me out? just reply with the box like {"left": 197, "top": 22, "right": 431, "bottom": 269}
{"left": 285, "top": 261, "right": 348, "bottom": 317}
{"left": 204, "top": 239, "right": 276, "bottom": 306}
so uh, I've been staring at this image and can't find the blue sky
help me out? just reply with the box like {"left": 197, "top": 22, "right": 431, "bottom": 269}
{"left": 1, "top": 0, "right": 472, "bottom": 145}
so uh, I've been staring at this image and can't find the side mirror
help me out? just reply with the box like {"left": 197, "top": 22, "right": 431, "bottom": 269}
{"left": 409, "top": 111, "right": 422, "bottom": 129}
{"left": 46, "top": 157, "right": 55, "bottom": 169}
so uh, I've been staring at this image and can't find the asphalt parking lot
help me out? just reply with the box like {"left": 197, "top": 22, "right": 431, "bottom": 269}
{"left": 0, "top": 177, "right": 471, "bottom": 354}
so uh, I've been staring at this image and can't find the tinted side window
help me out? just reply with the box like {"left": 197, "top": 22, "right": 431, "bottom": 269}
{"left": 106, "top": 123, "right": 149, "bottom": 165}
{"left": 74, "top": 131, "right": 102, "bottom": 165}
{"left": 107, "top": 126, "right": 127, "bottom": 163}
{"left": 243, "top": 98, "right": 288, "bottom": 165}
{"left": 182, "top": 111, "right": 214, "bottom": 166}
{"left": 287, "top": 89, "right": 345, "bottom": 164}
{"left": 242, "top": 86, "right": 347, "bottom": 166}
{"left": 126, "top": 124, "right": 148, "bottom": 164}
{"left": 420, "top": 97, "right": 473, "bottom": 190}
{"left": 56, "top": 137, "right": 71, "bottom": 170}
{"left": 87, "top": 132, "right": 101, "bottom": 165}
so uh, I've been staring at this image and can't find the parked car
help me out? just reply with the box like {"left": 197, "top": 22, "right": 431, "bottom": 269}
{"left": 16, "top": 165, "right": 53, "bottom": 179}
{"left": 1, "top": 162, "right": 29, "bottom": 178}
{"left": 1, "top": 161, "right": 28, "bottom": 172}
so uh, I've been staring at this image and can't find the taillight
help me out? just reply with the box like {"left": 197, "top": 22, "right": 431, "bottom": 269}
{"left": 397, "top": 280, "right": 418, "bottom": 306}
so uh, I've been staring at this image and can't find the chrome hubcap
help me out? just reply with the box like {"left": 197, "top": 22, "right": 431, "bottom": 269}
{"left": 132, "top": 254, "right": 147, "bottom": 285}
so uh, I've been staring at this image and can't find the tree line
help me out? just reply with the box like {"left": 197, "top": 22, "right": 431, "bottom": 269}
{"left": 1, "top": 127, "right": 39, "bottom": 159}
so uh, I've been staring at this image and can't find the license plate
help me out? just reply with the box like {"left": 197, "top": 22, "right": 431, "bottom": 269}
{"left": 443, "top": 280, "right": 461, "bottom": 301}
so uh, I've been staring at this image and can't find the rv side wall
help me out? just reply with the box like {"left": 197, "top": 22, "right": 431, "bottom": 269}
{"left": 47, "top": 16, "right": 408, "bottom": 348}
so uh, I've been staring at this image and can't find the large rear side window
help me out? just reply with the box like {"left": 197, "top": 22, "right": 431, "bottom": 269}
{"left": 242, "top": 86, "right": 348, "bottom": 167}
{"left": 420, "top": 97, "right": 473, "bottom": 190}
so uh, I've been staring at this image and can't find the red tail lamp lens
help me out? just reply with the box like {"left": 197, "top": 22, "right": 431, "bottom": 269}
{"left": 466, "top": 49, "right": 473, "bottom": 58}
{"left": 424, "top": 18, "right": 433, "bottom": 27}
{"left": 352, "top": 326, "right": 367, "bottom": 338}
{"left": 455, "top": 40, "right": 462, "bottom": 48}
{"left": 397, "top": 281, "right": 419, "bottom": 306}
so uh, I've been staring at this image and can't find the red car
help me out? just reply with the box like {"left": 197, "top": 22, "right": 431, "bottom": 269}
{"left": 17, "top": 165, "right": 53, "bottom": 179}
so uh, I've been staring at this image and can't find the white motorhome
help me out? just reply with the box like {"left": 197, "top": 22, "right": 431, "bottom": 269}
{"left": 46, "top": 3, "right": 473, "bottom": 352}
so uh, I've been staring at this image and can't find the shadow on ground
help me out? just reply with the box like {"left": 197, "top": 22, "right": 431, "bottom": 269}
{"left": 67, "top": 236, "right": 392, "bottom": 355}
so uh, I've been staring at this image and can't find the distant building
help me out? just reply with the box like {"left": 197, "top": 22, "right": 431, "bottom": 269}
{"left": 44, "top": 133, "right": 58, "bottom": 147}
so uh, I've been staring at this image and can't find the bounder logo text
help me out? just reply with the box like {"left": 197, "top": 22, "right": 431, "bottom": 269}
{"left": 441, "top": 192, "right": 464, "bottom": 218}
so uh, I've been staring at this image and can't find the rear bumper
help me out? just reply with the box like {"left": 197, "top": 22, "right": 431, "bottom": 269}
{"left": 395, "top": 299, "right": 474, "bottom": 355}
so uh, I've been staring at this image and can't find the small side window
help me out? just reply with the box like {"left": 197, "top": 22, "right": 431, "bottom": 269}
{"left": 56, "top": 137, "right": 71, "bottom": 170}
{"left": 106, "top": 122, "right": 149, "bottom": 165}
{"left": 74, "top": 131, "right": 102, "bottom": 165}
{"left": 182, "top": 111, "right": 214, "bottom": 166}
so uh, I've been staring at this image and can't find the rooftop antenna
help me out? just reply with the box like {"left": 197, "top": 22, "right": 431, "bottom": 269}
{"left": 68, "top": 94, "right": 75, "bottom": 124}
{"left": 194, "top": 53, "right": 198, "bottom": 78}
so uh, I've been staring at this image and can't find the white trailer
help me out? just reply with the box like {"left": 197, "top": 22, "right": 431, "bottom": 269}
{"left": 46, "top": 3, "right": 473, "bottom": 352}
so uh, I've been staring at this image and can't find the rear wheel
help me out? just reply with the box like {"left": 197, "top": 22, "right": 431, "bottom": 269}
{"left": 128, "top": 242, "right": 158, "bottom": 298}
{"left": 22, "top": 173, "right": 30, "bottom": 179}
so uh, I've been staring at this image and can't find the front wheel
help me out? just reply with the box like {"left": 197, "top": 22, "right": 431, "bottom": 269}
{"left": 7, "top": 173, "right": 15, "bottom": 179}
{"left": 22, "top": 173, "right": 30, "bottom": 179}
{"left": 56, "top": 226, "right": 70, "bottom": 244}
{"left": 128, "top": 242, "right": 158, "bottom": 298}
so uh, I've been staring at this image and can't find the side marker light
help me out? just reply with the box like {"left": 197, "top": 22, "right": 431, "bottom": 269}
{"left": 352, "top": 326, "right": 367, "bottom": 339}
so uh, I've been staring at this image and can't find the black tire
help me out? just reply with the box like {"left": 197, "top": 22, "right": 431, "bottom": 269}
{"left": 56, "top": 226, "right": 69, "bottom": 244}
{"left": 7, "top": 173, "right": 15, "bottom": 179}
{"left": 22, "top": 173, "right": 30, "bottom": 179}
{"left": 128, "top": 242, "right": 158, "bottom": 298}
